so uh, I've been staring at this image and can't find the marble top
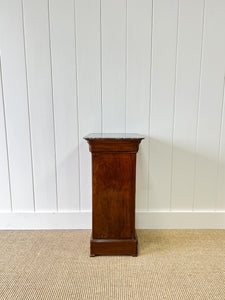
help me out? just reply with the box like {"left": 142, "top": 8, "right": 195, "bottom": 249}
{"left": 84, "top": 133, "right": 145, "bottom": 140}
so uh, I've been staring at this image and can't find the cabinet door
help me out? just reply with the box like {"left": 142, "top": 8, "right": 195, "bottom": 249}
{"left": 92, "top": 152, "right": 136, "bottom": 239}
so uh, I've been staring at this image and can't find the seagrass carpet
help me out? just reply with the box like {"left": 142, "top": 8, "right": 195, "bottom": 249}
{"left": 0, "top": 230, "right": 225, "bottom": 300}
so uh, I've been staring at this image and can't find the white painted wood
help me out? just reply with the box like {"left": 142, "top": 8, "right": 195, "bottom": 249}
{"left": 0, "top": 212, "right": 91, "bottom": 230}
{"left": 75, "top": 0, "right": 101, "bottom": 210}
{"left": 171, "top": 0, "right": 204, "bottom": 210}
{"left": 0, "top": 59, "right": 11, "bottom": 211}
{"left": 48, "top": 0, "right": 80, "bottom": 211}
{"left": 23, "top": 0, "right": 57, "bottom": 211}
{"left": 1, "top": 211, "right": 225, "bottom": 230}
{"left": 136, "top": 211, "right": 225, "bottom": 229}
{"left": 0, "top": 0, "right": 34, "bottom": 211}
{"left": 0, "top": 0, "right": 225, "bottom": 228}
{"left": 194, "top": 0, "right": 225, "bottom": 210}
{"left": 149, "top": 0, "right": 179, "bottom": 210}
{"left": 101, "top": 0, "right": 126, "bottom": 133}
{"left": 126, "top": 0, "right": 152, "bottom": 210}
{"left": 217, "top": 78, "right": 225, "bottom": 211}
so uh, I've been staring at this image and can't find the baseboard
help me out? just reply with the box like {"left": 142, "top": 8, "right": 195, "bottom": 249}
{"left": 0, "top": 211, "right": 91, "bottom": 230}
{"left": 0, "top": 211, "right": 225, "bottom": 230}
{"left": 136, "top": 211, "right": 225, "bottom": 229}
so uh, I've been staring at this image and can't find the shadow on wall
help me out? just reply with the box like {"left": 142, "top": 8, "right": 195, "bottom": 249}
{"left": 137, "top": 136, "right": 225, "bottom": 211}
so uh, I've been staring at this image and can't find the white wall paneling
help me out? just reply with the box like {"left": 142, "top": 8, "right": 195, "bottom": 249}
{"left": 126, "top": 0, "right": 152, "bottom": 210}
{"left": 194, "top": 0, "right": 225, "bottom": 210}
{"left": 0, "top": 58, "right": 11, "bottom": 211}
{"left": 149, "top": 0, "right": 179, "bottom": 211}
{"left": 0, "top": 0, "right": 34, "bottom": 212}
{"left": 49, "top": 0, "right": 80, "bottom": 211}
{"left": 217, "top": 78, "right": 225, "bottom": 211}
{"left": 23, "top": 0, "right": 57, "bottom": 211}
{"left": 75, "top": 0, "right": 101, "bottom": 210}
{"left": 171, "top": 0, "right": 205, "bottom": 210}
{"left": 0, "top": 0, "right": 225, "bottom": 228}
{"left": 101, "top": 0, "right": 126, "bottom": 133}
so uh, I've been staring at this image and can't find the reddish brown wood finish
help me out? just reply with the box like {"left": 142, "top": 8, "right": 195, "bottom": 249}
{"left": 90, "top": 233, "right": 138, "bottom": 257}
{"left": 84, "top": 134, "right": 144, "bottom": 256}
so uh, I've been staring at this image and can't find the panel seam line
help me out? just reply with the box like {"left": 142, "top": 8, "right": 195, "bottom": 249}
{"left": 21, "top": 0, "right": 36, "bottom": 212}
{"left": 170, "top": 0, "right": 180, "bottom": 211}
{"left": 192, "top": 0, "right": 206, "bottom": 212}
{"left": 74, "top": 0, "right": 81, "bottom": 211}
{"left": 48, "top": 0, "right": 59, "bottom": 212}
{"left": 0, "top": 56, "right": 13, "bottom": 211}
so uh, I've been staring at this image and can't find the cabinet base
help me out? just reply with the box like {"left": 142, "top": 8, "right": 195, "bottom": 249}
{"left": 90, "top": 233, "right": 138, "bottom": 257}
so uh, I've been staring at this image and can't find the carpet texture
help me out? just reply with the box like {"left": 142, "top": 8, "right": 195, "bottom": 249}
{"left": 0, "top": 230, "right": 225, "bottom": 299}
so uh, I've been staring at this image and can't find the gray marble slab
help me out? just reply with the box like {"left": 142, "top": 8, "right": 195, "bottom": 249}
{"left": 84, "top": 133, "right": 145, "bottom": 140}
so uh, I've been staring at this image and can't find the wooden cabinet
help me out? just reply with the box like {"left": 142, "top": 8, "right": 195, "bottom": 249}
{"left": 84, "top": 133, "right": 144, "bottom": 256}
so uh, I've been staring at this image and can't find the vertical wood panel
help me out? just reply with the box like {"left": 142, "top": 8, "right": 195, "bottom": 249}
{"left": 76, "top": 0, "right": 101, "bottom": 210}
{"left": 101, "top": 0, "right": 126, "bottom": 133}
{"left": 0, "top": 59, "right": 11, "bottom": 211}
{"left": 171, "top": 0, "right": 204, "bottom": 210}
{"left": 23, "top": 0, "right": 57, "bottom": 211}
{"left": 0, "top": 0, "right": 34, "bottom": 211}
{"left": 194, "top": 0, "right": 225, "bottom": 210}
{"left": 49, "top": 0, "right": 80, "bottom": 211}
{"left": 149, "top": 0, "right": 179, "bottom": 210}
{"left": 126, "top": 0, "right": 152, "bottom": 210}
{"left": 217, "top": 78, "right": 225, "bottom": 210}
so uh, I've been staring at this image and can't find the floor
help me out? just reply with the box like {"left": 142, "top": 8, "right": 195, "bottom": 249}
{"left": 0, "top": 230, "right": 225, "bottom": 299}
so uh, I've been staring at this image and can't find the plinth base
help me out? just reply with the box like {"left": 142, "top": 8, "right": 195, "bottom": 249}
{"left": 90, "top": 232, "right": 138, "bottom": 257}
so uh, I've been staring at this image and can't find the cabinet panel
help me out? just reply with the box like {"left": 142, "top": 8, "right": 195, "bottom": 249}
{"left": 92, "top": 153, "right": 136, "bottom": 239}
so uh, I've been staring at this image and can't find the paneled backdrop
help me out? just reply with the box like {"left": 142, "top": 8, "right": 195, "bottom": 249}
{"left": 0, "top": 0, "right": 225, "bottom": 229}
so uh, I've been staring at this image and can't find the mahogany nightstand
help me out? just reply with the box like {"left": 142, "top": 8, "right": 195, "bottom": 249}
{"left": 84, "top": 133, "right": 144, "bottom": 256}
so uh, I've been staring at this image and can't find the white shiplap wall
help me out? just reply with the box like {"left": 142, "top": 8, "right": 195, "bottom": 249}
{"left": 0, "top": 0, "right": 225, "bottom": 229}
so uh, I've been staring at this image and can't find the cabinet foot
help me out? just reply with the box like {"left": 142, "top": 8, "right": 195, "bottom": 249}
{"left": 90, "top": 233, "right": 138, "bottom": 256}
